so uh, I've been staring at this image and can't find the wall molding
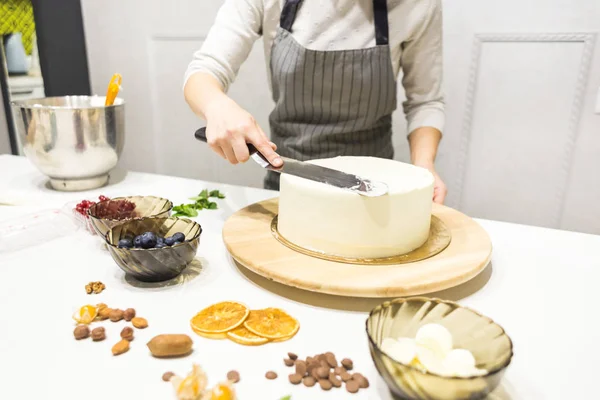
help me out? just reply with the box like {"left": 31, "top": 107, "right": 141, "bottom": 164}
{"left": 455, "top": 32, "right": 596, "bottom": 227}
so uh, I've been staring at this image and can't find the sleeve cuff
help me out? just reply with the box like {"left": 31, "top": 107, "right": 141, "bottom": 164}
{"left": 406, "top": 107, "right": 445, "bottom": 136}
{"left": 183, "top": 62, "right": 231, "bottom": 93}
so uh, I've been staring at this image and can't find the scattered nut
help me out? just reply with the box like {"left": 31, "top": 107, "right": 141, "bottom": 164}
{"left": 109, "top": 309, "right": 124, "bottom": 322}
{"left": 162, "top": 372, "right": 175, "bottom": 382}
{"left": 85, "top": 281, "right": 105, "bottom": 294}
{"left": 265, "top": 371, "right": 278, "bottom": 380}
{"left": 132, "top": 317, "right": 148, "bottom": 329}
{"left": 123, "top": 308, "right": 136, "bottom": 321}
{"left": 329, "top": 371, "right": 342, "bottom": 388}
{"left": 121, "top": 326, "right": 134, "bottom": 341}
{"left": 91, "top": 327, "right": 106, "bottom": 341}
{"left": 288, "top": 373, "right": 302, "bottom": 385}
{"left": 303, "top": 376, "right": 316, "bottom": 387}
{"left": 341, "top": 358, "right": 353, "bottom": 370}
{"left": 319, "top": 379, "right": 333, "bottom": 391}
{"left": 288, "top": 352, "right": 298, "bottom": 360}
{"left": 346, "top": 380, "right": 360, "bottom": 393}
{"left": 320, "top": 359, "right": 330, "bottom": 369}
{"left": 98, "top": 307, "right": 112, "bottom": 320}
{"left": 147, "top": 334, "right": 193, "bottom": 357}
{"left": 352, "top": 373, "right": 369, "bottom": 388}
{"left": 227, "top": 370, "right": 240, "bottom": 383}
{"left": 325, "top": 352, "right": 338, "bottom": 368}
{"left": 73, "top": 325, "right": 90, "bottom": 340}
{"left": 284, "top": 358, "right": 294, "bottom": 367}
{"left": 316, "top": 367, "right": 329, "bottom": 379}
{"left": 112, "top": 339, "right": 130, "bottom": 355}
{"left": 340, "top": 371, "right": 352, "bottom": 382}
{"left": 295, "top": 360, "right": 307, "bottom": 376}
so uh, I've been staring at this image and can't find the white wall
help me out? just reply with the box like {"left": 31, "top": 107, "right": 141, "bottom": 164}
{"left": 81, "top": 0, "right": 600, "bottom": 234}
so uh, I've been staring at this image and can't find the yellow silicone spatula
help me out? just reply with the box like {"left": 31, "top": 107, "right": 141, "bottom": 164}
{"left": 104, "top": 73, "right": 122, "bottom": 106}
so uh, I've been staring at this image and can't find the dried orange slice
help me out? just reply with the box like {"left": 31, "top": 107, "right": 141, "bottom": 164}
{"left": 72, "top": 305, "right": 98, "bottom": 325}
{"left": 243, "top": 308, "right": 299, "bottom": 340}
{"left": 190, "top": 301, "right": 249, "bottom": 336}
{"left": 226, "top": 325, "right": 270, "bottom": 346}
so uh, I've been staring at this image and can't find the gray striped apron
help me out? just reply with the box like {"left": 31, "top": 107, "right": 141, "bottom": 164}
{"left": 265, "top": 0, "right": 397, "bottom": 190}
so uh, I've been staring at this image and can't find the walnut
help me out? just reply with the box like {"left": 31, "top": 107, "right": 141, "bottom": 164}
{"left": 85, "top": 281, "right": 106, "bottom": 294}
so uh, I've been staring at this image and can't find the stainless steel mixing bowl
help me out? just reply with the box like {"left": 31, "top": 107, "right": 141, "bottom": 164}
{"left": 11, "top": 96, "right": 125, "bottom": 191}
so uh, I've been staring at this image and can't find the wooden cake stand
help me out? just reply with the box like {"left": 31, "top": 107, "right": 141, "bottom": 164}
{"left": 222, "top": 198, "right": 492, "bottom": 298}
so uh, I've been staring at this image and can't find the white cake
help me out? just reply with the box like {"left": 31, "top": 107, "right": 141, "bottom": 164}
{"left": 277, "top": 156, "right": 434, "bottom": 258}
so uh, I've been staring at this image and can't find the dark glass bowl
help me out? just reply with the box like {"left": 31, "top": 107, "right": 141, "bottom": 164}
{"left": 366, "top": 297, "right": 513, "bottom": 400}
{"left": 105, "top": 217, "right": 201, "bottom": 282}
{"left": 87, "top": 195, "right": 173, "bottom": 237}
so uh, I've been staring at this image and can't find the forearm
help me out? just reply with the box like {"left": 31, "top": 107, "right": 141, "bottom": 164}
{"left": 408, "top": 127, "right": 442, "bottom": 167}
{"left": 184, "top": 73, "right": 229, "bottom": 121}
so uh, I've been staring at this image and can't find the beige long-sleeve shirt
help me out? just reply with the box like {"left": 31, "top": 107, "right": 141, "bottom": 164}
{"left": 184, "top": 0, "right": 445, "bottom": 134}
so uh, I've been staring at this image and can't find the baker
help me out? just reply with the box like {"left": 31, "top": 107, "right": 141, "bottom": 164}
{"left": 184, "top": 0, "right": 447, "bottom": 204}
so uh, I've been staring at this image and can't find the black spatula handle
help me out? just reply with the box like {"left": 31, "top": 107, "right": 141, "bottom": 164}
{"left": 194, "top": 127, "right": 258, "bottom": 155}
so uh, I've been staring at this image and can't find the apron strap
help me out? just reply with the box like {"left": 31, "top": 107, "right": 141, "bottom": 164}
{"left": 280, "top": 0, "right": 304, "bottom": 32}
{"left": 280, "top": 0, "right": 390, "bottom": 45}
{"left": 373, "top": 0, "right": 390, "bottom": 46}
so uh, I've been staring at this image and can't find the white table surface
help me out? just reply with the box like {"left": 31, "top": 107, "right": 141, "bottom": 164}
{"left": 0, "top": 154, "right": 598, "bottom": 400}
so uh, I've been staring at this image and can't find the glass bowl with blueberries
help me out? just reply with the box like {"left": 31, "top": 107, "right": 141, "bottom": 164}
{"left": 86, "top": 195, "right": 173, "bottom": 238}
{"left": 104, "top": 217, "right": 202, "bottom": 282}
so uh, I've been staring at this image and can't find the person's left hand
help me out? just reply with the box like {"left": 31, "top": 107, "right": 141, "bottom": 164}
{"left": 415, "top": 163, "right": 447, "bottom": 204}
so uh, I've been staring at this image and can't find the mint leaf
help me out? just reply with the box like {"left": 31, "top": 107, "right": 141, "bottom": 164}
{"left": 208, "top": 201, "right": 218, "bottom": 210}
{"left": 199, "top": 189, "right": 209, "bottom": 199}
{"left": 209, "top": 190, "right": 225, "bottom": 199}
{"left": 279, "top": 396, "right": 291, "bottom": 400}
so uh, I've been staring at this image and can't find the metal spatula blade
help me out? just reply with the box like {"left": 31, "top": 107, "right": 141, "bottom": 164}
{"left": 194, "top": 128, "right": 388, "bottom": 197}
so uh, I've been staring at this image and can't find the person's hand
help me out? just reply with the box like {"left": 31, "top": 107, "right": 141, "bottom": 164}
{"left": 204, "top": 96, "right": 282, "bottom": 166}
{"left": 415, "top": 162, "right": 447, "bottom": 204}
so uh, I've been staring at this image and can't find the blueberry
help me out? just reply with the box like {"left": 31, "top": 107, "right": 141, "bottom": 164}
{"left": 140, "top": 232, "right": 157, "bottom": 249}
{"left": 164, "top": 236, "right": 176, "bottom": 246}
{"left": 155, "top": 242, "right": 166, "bottom": 249}
{"left": 133, "top": 235, "right": 143, "bottom": 248}
{"left": 156, "top": 236, "right": 165, "bottom": 245}
{"left": 118, "top": 238, "right": 133, "bottom": 249}
{"left": 171, "top": 232, "right": 185, "bottom": 243}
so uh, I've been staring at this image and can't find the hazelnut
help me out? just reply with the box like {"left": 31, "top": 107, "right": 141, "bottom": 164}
{"left": 288, "top": 373, "right": 302, "bottom": 385}
{"left": 91, "top": 327, "right": 106, "bottom": 341}
{"left": 319, "top": 379, "right": 333, "bottom": 391}
{"left": 123, "top": 308, "right": 136, "bottom": 321}
{"left": 73, "top": 325, "right": 90, "bottom": 340}
{"left": 109, "top": 309, "right": 124, "bottom": 322}
{"left": 284, "top": 358, "right": 294, "bottom": 367}
{"left": 345, "top": 380, "right": 360, "bottom": 393}
{"left": 341, "top": 358, "right": 353, "bottom": 370}
{"left": 121, "top": 326, "right": 134, "bottom": 341}
{"left": 302, "top": 376, "right": 316, "bottom": 387}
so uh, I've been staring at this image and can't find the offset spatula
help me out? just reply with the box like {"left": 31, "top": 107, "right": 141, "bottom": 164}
{"left": 194, "top": 128, "right": 388, "bottom": 197}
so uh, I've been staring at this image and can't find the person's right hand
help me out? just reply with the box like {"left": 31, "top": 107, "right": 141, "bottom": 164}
{"left": 204, "top": 96, "right": 282, "bottom": 167}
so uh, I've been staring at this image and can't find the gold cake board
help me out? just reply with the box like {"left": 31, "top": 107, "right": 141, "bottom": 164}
{"left": 222, "top": 198, "right": 492, "bottom": 298}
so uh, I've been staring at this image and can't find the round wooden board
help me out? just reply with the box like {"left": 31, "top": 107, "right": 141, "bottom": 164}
{"left": 222, "top": 198, "right": 492, "bottom": 298}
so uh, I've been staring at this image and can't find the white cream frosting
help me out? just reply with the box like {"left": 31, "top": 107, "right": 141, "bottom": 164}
{"left": 277, "top": 156, "right": 434, "bottom": 258}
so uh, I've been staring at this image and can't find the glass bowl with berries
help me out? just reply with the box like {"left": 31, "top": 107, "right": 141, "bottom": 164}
{"left": 77, "top": 195, "right": 173, "bottom": 237}
{"left": 105, "top": 216, "right": 201, "bottom": 282}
